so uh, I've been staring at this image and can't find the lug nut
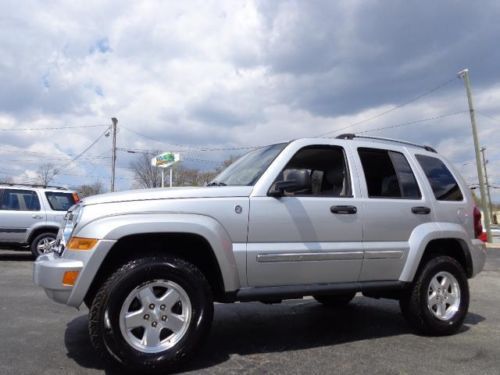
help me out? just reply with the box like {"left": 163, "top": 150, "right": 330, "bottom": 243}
{"left": 161, "top": 315, "right": 167, "bottom": 321}
{"left": 152, "top": 321, "right": 157, "bottom": 327}
{"left": 160, "top": 304, "right": 166, "bottom": 310}
{"left": 149, "top": 304, "right": 155, "bottom": 309}
{"left": 143, "top": 314, "right": 150, "bottom": 320}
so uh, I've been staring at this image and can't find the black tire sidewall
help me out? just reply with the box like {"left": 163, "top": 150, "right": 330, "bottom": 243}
{"left": 30, "top": 232, "right": 56, "bottom": 257}
{"left": 99, "top": 257, "right": 213, "bottom": 370}
{"left": 417, "top": 257, "right": 469, "bottom": 334}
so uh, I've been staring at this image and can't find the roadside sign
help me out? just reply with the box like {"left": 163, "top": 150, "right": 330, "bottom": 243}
{"left": 151, "top": 152, "right": 181, "bottom": 169}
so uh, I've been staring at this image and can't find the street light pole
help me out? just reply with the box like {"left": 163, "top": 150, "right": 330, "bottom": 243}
{"left": 110, "top": 117, "right": 118, "bottom": 192}
{"left": 458, "top": 69, "right": 492, "bottom": 241}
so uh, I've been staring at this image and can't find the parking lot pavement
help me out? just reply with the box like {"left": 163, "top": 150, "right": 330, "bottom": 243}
{"left": 0, "top": 249, "right": 499, "bottom": 375}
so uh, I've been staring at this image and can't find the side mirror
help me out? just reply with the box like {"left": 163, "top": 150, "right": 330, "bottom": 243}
{"left": 268, "top": 179, "right": 307, "bottom": 197}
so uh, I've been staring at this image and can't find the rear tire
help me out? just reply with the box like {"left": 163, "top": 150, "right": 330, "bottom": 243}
{"left": 399, "top": 255, "right": 469, "bottom": 336}
{"left": 313, "top": 292, "right": 356, "bottom": 307}
{"left": 30, "top": 232, "right": 56, "bottom": 257}
{"left": 88, "top": 256, "right": 213, "bottom": 373}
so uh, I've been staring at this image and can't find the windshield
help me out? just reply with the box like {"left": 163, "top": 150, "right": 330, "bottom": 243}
{"left": 209, "top": 143, "right": 287, "bottom": 186}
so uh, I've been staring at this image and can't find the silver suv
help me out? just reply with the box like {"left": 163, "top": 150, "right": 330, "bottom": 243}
{"left": 0, "top": 184, "right": 79, "bottom": 256}
{"left": 34, "top": 135, "right": 486, "bottom": 372}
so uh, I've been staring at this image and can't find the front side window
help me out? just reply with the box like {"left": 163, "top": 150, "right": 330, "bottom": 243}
{"left": 271, "top": 145, "right": 352, "bottom": 197}
{"left": 358, "top": 148, "right": 421, "bottom": 199}
{"left": 416, "top": 155, "right": 463, "bottom": 201}
{"left": 0, "top": 189, "right": 41, "bottom": 211}
{"left": 210, "top": 143, "right": 287, "bottom": 186}
{"left": 45, "top": 192, "right": 76, "bottom": 211}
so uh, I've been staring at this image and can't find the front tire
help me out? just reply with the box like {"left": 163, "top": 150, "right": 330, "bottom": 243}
{"left": 30, "top": 232, "right": 56, "bottom": 257}
{"left": 89, "top": 256, "right": 213, "bottom": 373}
{"left": 399, "top": 255, "right": 469, "bottom": 336}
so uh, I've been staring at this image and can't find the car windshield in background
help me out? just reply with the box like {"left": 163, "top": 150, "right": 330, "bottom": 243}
{"left": 209, "top": 143, "right": 287, "bottom": 186}
{"left": 45, "top": 192, "right": 76, "bottom": 211}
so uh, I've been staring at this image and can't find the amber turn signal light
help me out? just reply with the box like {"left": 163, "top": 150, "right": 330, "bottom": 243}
{"left": 67, "top": 237, "right": 98, "bottom": 251}
{"left": 62, "top": 271, "right": 79, "bottom": 286}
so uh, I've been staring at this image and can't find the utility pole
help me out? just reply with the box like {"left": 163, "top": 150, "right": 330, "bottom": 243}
{"left": 458, "top": 69, "right": 492, "bottom": 242}
{"left": 481, "top": 147, "right": 494, "bottom": 226}
{"left": 111, "top": 117, "right": 118, "bottom": 192}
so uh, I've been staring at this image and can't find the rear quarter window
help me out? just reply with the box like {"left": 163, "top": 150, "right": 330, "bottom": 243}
{"left": 45, "top": 192, "right": 76, "bottom": 211}
{"left": 416, "top": 155, "right": 463, "bottom": 201}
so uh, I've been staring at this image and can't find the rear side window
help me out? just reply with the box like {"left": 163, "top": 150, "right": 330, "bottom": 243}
{"left": 0, "top": 189, "right": 41, "bottom": 211}
{"left": 358, "top": 148, "right": 421, "bottom": 199}
{"left": 45, "top": 192, "right": 76, "bottom": 211}
{"left": 416, "top": 155, "right": 463, "bottom": 201}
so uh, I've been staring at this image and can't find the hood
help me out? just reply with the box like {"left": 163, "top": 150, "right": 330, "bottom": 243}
{"left": 81, "top": 186, "right": 254, "bottom": 205}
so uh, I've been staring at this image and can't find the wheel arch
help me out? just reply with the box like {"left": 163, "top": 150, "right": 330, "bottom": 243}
{"left": 77, "top": 213, "right": 241, "bottom": 307}
{"left": 27, "top": 226, "right": 59, "bottom": 245}
{"left": 400, "top": 223, "right": 474, "bottom": 282}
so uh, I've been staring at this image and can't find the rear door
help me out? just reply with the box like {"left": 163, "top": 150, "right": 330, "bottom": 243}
{"left": 0, "top": 188, "right": 45, "bottom": 243}
{"left": 354, "top": 146, "right": 434, "bottom": 281}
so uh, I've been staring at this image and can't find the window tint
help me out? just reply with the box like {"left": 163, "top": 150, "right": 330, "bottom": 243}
{"left": 45, "top": 192, "right": 76, "bottom": 211}
{"left": 358, "top": 148, "right": 421, "bottom": 199}
{"left": 416, "top": 155, "right": 463, "bottom": 201}
{"left": 0, "top": 189, "right": 41, "bottom": 211}
{"left": 272, "top": 145, "right": 352, "bottom": 197}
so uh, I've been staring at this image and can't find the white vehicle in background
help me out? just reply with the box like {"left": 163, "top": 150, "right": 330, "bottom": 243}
{"left": 0, "top": 184, "right": 79, "bottom": 256}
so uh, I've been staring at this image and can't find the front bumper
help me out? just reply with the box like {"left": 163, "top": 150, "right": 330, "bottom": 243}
{"left": 470, "top": 239, "right": 487, "bottom": 277}
{"left": 33, "top": 252, "right": 83, "bottom": 305}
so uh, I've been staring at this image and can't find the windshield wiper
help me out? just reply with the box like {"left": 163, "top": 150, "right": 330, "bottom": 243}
{"left": 207, "top": 181, "right": 227, "bottom": 186}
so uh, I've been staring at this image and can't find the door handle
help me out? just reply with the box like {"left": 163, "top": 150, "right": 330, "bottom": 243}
{"left": 330, "top": 205, "right": 357, "bottom": 214}
{"left": 32, "top": 215, "right": 43, "bottom": 219}
{"left": 411, "top": 206, "right": 431, "bottom": 215}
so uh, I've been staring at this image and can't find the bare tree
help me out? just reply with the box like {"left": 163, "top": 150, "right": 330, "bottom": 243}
{"left": 75, "top": 181, "right": 105, "bottom": 198}
{"left": 130, "top": 151, "right": 162, "bottom": 188}
{"left": 130, "top": 152, "right": 240, "bottom": 189}
{"left": 215, "top": 155, "right": 239, "bottom": 173}
{"left": 173, "top": 165, "right": 217, "bottom": 186}
{"left": 36, "top": 163, "right": 59, "bottom": 186}
{"left": 0, "top": 176, "right": 14, "bottom": 184}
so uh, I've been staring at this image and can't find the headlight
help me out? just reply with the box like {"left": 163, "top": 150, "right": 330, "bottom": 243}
{"left": 54, "top": 204, "right": 84, "bottom": 255}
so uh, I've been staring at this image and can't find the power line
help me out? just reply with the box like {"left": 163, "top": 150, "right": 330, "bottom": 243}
{"left": 120, "top": 128, "right": 260, "bottom": 152}
{"left": 476, "top": 111, "right": 500, "bottom": 123}
{"left": 357, "top": 111, "right": 467, "bottom": 135}
{"left": 0, "top": 124, "right": 109, "bottom": 132}
{"left": 316, "top": 76, "right": 458, "bottom": 138}
{"left": 53, "top": 126, "right": 111, "bottom": 176}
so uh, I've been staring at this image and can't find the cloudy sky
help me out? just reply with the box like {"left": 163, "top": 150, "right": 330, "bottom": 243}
{"left": 0, "top": 0, "right": 499, "bottom": 202}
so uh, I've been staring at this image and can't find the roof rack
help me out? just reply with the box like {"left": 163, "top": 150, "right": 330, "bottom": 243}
{"left": 0, "top": 183, "right": 68, "bottom": 190}
{"left": 335, "top": 133, "right": 437, "bottom": 153}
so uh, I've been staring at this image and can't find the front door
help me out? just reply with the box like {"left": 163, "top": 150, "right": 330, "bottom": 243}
{"left": 246, "top": 145, "right": 363, "bottom": 287}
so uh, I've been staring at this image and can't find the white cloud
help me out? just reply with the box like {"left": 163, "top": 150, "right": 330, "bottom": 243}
{"left": 0, "top": 0, "right": 499, "bottom": 203}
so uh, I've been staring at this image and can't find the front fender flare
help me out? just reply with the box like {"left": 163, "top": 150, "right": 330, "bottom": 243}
{"left": 75, "top": 212, "right": 240, "bottom": 292}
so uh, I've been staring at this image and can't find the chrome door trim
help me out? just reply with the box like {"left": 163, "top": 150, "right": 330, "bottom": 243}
{"left": 257, "top": 251, "right": 363, "bottom": 263}
{"left": 364, "top": 250, "right": 404, "bottom": 259}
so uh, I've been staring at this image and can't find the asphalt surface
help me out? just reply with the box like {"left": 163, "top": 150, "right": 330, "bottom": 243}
{"left": 0, "top": 249, "right": 499, "bottom": 375}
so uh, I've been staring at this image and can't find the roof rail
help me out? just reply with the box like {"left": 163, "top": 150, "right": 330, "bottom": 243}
{"left": 335, "top": 133, "right": 437, "bottom": 153}
{"left": 0, "top": 183, "right": 68, "bottom": 190}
